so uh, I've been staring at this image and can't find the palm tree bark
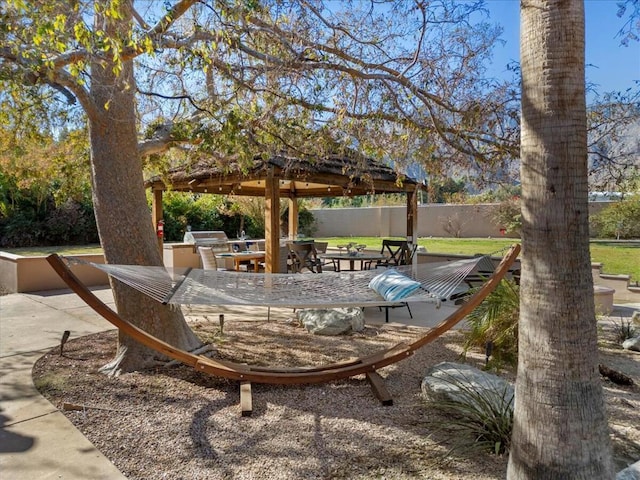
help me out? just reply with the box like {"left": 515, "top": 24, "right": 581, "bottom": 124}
{"left": 507, "top": 1, "right": 613, "bottom": 477}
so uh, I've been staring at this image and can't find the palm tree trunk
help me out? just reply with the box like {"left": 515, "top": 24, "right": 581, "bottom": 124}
{"left": 507, "top": 1, "right": 613, "bottom": 478}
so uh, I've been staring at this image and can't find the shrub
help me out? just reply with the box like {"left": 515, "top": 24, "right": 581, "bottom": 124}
{"left": 463, "top": 279, "right": 520, "bottom": 370}
{"left": 611, "top": 318, "right": 637, "bottom": 344}
{"left": 44, "top": 200, "right": 98, "bottom": 245}
{"left": 0, "top": 198, "right": 97, "bottom": 248}
{"left": 424, "top": 372, "right": 513, "bottom": 455}
{"left": 491, "top": 197, "right": 522, "bottom": 236}
{"left": 590, "top": 195, "right": 640, "bottom": 239}
{"left": 0, "top": 212, "right": 47, "bottom": 247}
{"left": 160, "top": 192, "right": 228, "bottom": 241}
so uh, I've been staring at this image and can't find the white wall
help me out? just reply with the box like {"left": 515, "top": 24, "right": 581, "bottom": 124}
{"left": 311, "top": 202, "right": 608, "bottom": 238}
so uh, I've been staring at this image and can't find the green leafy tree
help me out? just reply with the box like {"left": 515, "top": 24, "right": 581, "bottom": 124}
{"left": 427, "top": 178, "right": 468, "bottom": 203}
{"left": 0, "top": 125, "right": 97, "bottom": 247}
{"left": 159, "top": 192, "right": 227, "bottom": 241}
{"left": 2, "top": 0, "right": 518, "bottom": 372}
{"left": 491, "top": 197, "right": 522, "bottom": 236}
{"left": 590, "top": 195, "right": 640, "bottom": 239}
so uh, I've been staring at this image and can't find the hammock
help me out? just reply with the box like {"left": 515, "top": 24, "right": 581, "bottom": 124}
{"left": 64, "top": 254, "right": 498, "bottom": 308}
{"left": 46, "top": 245, "right": 520, "bottom": 415}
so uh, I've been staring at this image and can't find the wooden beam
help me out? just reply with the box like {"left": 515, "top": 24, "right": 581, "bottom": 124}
{"left": 288, "top": 198, "right": 298, "bottom": 239}
{"left": 240, "top": 381, "right": 253, "bottom": 416}
{"left": 406, "top": 186, "right": 418, "bottom": 246}
{"left": 366, "top": 371, "right": 394, "bottom": 406}
{"left": 264, "top": 167, "right": 280, "bottom": 273}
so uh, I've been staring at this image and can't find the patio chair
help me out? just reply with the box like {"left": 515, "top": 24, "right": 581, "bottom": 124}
{"left": 365, "top": 239, "right": 408, "bottom": 270}
{"left": 198, "top": 246, "right": 219, "bottom": 270}
{"left": 313, "top": 241, "right": 335, "bottom": 271}
{"left": 289, "top": 242, "right": 322, "bottom": 273}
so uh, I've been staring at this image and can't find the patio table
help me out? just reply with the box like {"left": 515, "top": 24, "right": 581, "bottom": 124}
{"left": 216, "top": 251, "right": 266, "bottom": 272}
{"left": 319, "top": 252, "right": 386, "bottom": 272}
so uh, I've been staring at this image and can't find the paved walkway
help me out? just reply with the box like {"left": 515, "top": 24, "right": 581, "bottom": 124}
{"left": 0, "top": 289, "right": 127, "bottom": 480}
{"left": 0, "top": 284, "right": 472, "bottom": 479}
{"left": 1, "top": 288, "right": 638, "bottom": 479}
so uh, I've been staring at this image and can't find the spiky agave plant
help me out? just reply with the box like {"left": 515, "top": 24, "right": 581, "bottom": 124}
{"left": 424, "top": 370, "right": 514, "bottom": 455}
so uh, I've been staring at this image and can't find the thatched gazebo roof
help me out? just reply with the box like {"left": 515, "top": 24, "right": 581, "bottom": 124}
{"left": 146, "top": 153, "right": 420, "bottom": 273}
{"left": 145, "top": 153, "right": 418, "bottom": 197}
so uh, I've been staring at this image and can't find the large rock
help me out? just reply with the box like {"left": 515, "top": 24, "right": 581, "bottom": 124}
{"left": 617, "top": 460, "right": 640, "bottom": 480}
{"left": 622, "top": 336, "right": 640, "bottom": 352}
{"left": 421, "top": 362, "right": 514, "bottom": 412}
{"left": 297, "top": 308, "right": 365, "bottom": 335}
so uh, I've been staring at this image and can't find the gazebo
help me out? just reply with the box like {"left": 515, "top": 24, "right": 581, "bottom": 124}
{"left": 146, "top": 153, "right": 420, "bottom": 272}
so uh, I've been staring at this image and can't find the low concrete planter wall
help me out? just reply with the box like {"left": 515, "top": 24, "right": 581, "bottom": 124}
{"left": 1, "top": 244, "right": 208, "bottom": 293}
{"left": 0, "top": 252, "right": 109, "bottom": 294}
{"left": 594, "top": 285, "right": 615, "bottom": 315}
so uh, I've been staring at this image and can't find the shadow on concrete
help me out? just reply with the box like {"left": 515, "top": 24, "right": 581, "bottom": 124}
{"left": 0, "top": 412, "right": 34, "bottom": 453}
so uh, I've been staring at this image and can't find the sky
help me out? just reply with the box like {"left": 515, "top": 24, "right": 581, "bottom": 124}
{"left": 483, "top": 0, "right": 640, "bottom": 100}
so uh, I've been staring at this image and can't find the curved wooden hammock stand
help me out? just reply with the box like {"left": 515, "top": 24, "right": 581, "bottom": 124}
{"left": 47, "top": 244, "right": 520, "bottom": 416}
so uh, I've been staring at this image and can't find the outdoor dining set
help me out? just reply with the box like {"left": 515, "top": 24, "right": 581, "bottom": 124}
{"left": 192, "top": 231, "right": 417, "bottom": 274}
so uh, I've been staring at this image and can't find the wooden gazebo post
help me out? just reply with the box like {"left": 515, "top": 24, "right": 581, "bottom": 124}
{"left": 151, "top": 187, "right": 164, "bottom": 254}
{"left": 406, "top": 185, "right": 419, "bottom": 261}
{"left": 288, "top": 198, "right": 299, "bottom": 239}
{"left": 264, "top": 166, "right": 281, "bottom": 273}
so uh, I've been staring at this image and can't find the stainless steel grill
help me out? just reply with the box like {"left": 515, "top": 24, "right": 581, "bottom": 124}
{"left": 183, "top": 231, "right": 229, "bottom": 250}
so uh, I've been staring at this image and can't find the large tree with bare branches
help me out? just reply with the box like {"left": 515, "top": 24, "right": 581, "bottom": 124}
{"left": 0, "top": 0, "right": 629, "bottom": 475}
{"left": 1, "top": 0, "right": 516, "bottom": 373}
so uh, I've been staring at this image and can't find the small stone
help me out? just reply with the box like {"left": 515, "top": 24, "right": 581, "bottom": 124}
{"left": 617, "top": 460, "right": 640, "bottom": 480}
{"left": 622, "top": 336, "right": 640, "bottom": 352}
{"left": 297, "top": 308, "right": 365, "bottom": 335}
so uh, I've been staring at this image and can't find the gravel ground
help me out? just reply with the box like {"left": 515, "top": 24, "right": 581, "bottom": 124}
{"left": 33, "top": 307, "right": 640, "bottom": 479}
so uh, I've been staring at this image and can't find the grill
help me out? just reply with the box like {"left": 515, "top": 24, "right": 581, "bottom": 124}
{"left": 183, "top": 231, "right": 229, "bottom": 250}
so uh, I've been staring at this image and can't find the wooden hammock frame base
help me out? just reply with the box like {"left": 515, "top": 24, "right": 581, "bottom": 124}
{"left": 46, "top": 244, "right": 520, "bottom": 416}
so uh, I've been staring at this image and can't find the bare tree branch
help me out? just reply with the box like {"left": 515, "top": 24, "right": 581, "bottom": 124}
{"left": 145, "top": 0, "right": 198, "bottom": 38}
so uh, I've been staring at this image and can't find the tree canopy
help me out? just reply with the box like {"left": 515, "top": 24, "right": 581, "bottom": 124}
{"left": 1, "top": 1, "right": 524, "bottom": 181}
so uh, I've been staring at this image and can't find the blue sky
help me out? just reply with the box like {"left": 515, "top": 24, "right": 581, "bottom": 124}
{"left": 484, "top": 0, "right": 640, "bottom": 99}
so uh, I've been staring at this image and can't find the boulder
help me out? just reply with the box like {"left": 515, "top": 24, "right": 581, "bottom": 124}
{"left": 297, "top": 308, "right": 365, "bottom": 336}
{"left": 421, "top": 362, "right": 514, "bottom": 412}
{"left": 617, "top": 460, "right": 640, "bottom": 480}
{"left": 622, "top": 336, "right": 640, "bottom": 352}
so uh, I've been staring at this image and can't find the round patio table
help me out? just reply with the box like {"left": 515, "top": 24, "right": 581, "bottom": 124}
{"left": 319, "top": 252, "right": 386, "bottom": 272}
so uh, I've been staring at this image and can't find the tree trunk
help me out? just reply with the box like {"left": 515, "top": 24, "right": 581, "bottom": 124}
{"left": 507, "top": 1, "right": 613, "bottom": 478}
{"left": 87, "top": 2, "right": 201, "bottom": 374}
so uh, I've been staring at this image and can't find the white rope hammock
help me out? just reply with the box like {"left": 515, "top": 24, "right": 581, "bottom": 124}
{"left": 66, "top": 255, "right": 497, "bottom": 309}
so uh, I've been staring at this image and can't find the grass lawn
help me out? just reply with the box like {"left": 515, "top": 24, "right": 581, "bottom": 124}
{"left": 316, "top": 237, "right": 640, "bottom": 283}
{"left": 3, "top": 244, "right": 104, "bottom": 256}
{"left": 4, "top": 238, "right": 639, "bottom": 282}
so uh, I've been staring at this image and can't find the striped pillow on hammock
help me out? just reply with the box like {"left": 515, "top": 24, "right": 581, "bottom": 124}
{"left": 368, "top": 268, "right": 421, "bottom": 302}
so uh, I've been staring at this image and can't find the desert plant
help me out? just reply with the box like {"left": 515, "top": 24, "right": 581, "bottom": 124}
{"left": 463, "top": 278, "right": 520, "bottom": 370}
{"left": 611, "top": 318, "right": 637, "bottom": 344}
{"left": 424, "top": 372, "right": 514, "bottom": 455}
